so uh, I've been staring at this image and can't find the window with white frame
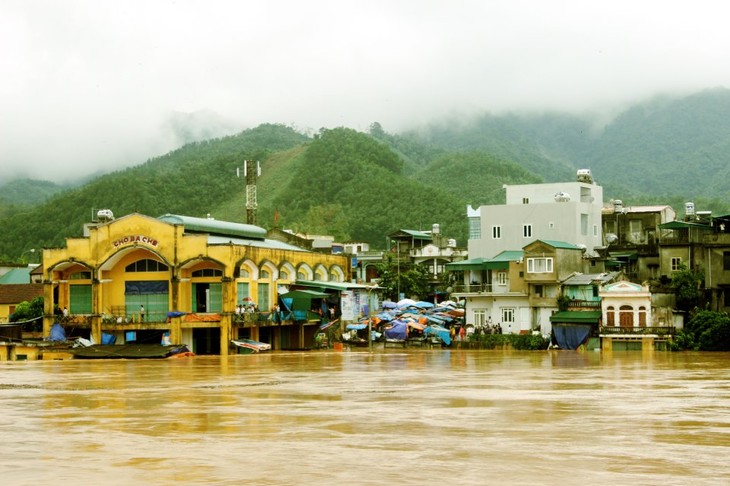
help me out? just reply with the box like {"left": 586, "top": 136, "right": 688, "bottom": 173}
{"left": 671, "top": 257, "right": 682, "bottom": 271}
{"left": 523, "top": 224, "right": 532, "bottom": 238}
{"left": 593, "top": 224, "right": 598, "bottom": 237}
{"left": 492, "top": 225, "right": 502, "bottom": 239}
{"left": 473, "top": 309, "right": 487, "bottom": 328}
{"left": 527, "top": 257, "right": 553, "bottom": 273}
{"left": 496, "top": 271, "right": 507, "bottom": 285}
{"left": 469, "top": 217, "right": 481, "bottom": 239}
{"left": 501, "top": 307, "right": 515, "bottom": 323}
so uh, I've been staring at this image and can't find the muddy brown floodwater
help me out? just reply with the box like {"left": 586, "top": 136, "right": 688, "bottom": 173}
{"left": 1, "top": 349, "right": 729, "bottom": 485}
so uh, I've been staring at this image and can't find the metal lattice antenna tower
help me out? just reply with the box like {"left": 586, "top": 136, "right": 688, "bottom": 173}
{"left": 239, "top": 160, "right": 260, "bottom": 225}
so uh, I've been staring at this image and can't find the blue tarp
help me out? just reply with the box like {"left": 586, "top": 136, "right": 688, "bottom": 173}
{"left": 49, "top": 322, "right": 66, "bottom": 342}
{"left": 384, "top": 320, "right": 408, "bottom": 340}
{"left": 426, "top": 315, "right": 446, "bottom": 325}
{"left": 424, "top": 325, "right": 451, "bottom": 346}
{"left": 553, "top": 324, "right": 592, "bottom": 350}
{"left": 101, "top": 332, "right": 116, "bottom": 345}
{"left": 346, "top": 323, "right": 368, "bottom": 330}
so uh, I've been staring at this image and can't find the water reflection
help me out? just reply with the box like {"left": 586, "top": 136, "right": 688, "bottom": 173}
{"left": 1, "top": 350, "right": 729, "bottom": 485}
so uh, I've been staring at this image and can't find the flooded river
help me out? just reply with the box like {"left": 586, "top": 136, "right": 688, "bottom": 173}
{"left": 1, "top": 349, "right": 729, "bottom": 485}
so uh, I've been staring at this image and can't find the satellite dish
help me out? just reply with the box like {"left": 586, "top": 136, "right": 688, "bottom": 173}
{"left": 605, "top": 233, "right": 618, "bottom": 244}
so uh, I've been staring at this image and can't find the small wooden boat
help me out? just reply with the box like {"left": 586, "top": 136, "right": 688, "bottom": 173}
{"left": 231, "top": 339, "right": 271, "bottom": 354}
{"left": 73, "top": 344, "right": 194, "bottom": 359}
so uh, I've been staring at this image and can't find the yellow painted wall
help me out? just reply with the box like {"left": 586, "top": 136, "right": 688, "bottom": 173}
{"left": 41, "top": 213, "right": 350, "bottom": 354}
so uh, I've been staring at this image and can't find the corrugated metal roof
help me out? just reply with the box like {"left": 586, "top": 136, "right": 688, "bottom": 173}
{"left": 391, "top": 229, "right": 432, "bottom": 239}
{"left": 491, "top": 250, "right": 524, "bottom": 262}
{"left": 0, "top": 268, "right": 33, "bottom": 284}
{"left": 659, "top": 220, "right": 712, "bottom": 230}
{"left": 445, "top": 257, "right": 490, "bottom": 270}
{"left": 562, "top": 271, "right": 620, "bottom": 286}
{"left": 538, "top": 240, "right": 582, "bottom": 250}
{"left": 158, "top": 214, "right": 267, "bottom": 239}
{"left": 295, "top": 280, "right": 370, "bottom": 291}
{"left": 207, "top": 235, "right": 308, "bottom": 252}
{"left": 446, "top": 251, "right": 523, "bottom": 271}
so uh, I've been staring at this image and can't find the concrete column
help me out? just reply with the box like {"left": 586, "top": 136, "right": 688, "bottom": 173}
{"left": 91, "top": 316, "right": 102, "bottom": 344}
{"left": 601, "top": 336, "right": 613, "bottom": 351}
{"left": 169, "top": 316, "right": 182, "bottom": 344}
{"left": 220, "top": 314, "right": 231, "bottom": 356}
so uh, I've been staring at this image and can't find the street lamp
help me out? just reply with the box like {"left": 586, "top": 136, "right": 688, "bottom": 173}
{"left": 21, "top": 248, "right": 36, "bottom": 264}
{"left": 366, "top": 284, "right": 378, "bottom": 352}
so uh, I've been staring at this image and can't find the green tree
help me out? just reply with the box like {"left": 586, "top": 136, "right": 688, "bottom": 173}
{"left": 375, "top": 254, "right": 431, "bottom": 301}
{"left": 10, "top": 296, "right": 44, "bottom": 323}
{"left": 670, "top": 264, "right": 704, "bottom": 313}
{"left": 684, "top": 309, "right": 730, "bottom": 351}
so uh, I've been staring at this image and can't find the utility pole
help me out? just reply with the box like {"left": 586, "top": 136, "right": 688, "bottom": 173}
{"left": 237, "top": 160, "right": 260, "bottom": 225}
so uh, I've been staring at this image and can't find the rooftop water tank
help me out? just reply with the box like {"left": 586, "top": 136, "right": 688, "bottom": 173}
{"left": 576, "top": 168, "right": 593, "bottom": 183}
{"left": 97, "top": 209, "right": 114, "bottom": 222}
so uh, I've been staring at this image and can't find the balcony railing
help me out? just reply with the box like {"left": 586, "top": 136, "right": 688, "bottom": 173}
{"left": 452, "top": 283, "right": 496, "bottom": 294}
{"left": 600, "top": 326, "right": 675, "bottom": 336}
{"left": 565, "top": 300, "right": 601, "bottom": 309}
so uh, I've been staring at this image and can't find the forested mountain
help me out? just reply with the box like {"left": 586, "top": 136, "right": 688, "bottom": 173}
{"left": 408, "top": 88, "right": 730, "bottom": 207}
{"left": 0, "top": 124, "right": 310, "bottom": 260}
{"left": 0, "top": 179, "right": 71, "bottom": 209}
{"left": 2, "top": 88, "right": 730, "bottom": 262}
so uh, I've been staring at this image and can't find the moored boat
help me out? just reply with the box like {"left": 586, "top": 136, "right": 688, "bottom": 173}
{"left": 231, "top": 338, "right": 271, "bottom": 354}
{"left": 73, "top": 343, "right": 194, "bottom": 359}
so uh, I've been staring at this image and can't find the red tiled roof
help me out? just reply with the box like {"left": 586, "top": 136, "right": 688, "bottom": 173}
{"left": 0, "top": 284, "right": 44, "bottom": 304}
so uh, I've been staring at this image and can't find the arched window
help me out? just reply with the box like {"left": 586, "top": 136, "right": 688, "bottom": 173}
{"left": 606, "top": 306, "right": 615, "bottom": 326}
{"left": 638, "top": 306, "right": 647, "bottom": 327}
{"left": 619, "top": 305, "right": 634, "bottom": 328}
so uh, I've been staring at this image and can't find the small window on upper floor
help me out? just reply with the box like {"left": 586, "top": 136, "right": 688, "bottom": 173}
{"left": 671, "top": 257, "right": 682, "bottom": 271}
{"left": 192, "top": 268, "right": 222, "bottom": 278}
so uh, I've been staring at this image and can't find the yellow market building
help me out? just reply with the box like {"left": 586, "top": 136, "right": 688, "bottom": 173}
{"left": 41, "top": 212, "right": 353, "bottom": 355}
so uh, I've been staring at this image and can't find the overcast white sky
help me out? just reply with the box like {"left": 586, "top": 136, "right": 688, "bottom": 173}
{"left": 2, "top": 0, "right": 730, "bottom": 183}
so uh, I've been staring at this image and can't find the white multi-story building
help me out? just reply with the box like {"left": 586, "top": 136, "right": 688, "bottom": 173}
{"left": 467, "top": 171, "right": 604, "bottom": 259}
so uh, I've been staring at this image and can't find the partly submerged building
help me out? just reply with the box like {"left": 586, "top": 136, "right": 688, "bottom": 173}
{"left": 40, "top": 212, "right": 353, "bottom": 355}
